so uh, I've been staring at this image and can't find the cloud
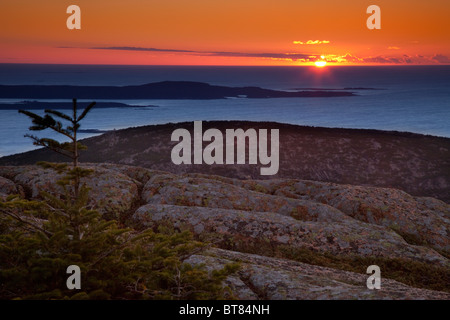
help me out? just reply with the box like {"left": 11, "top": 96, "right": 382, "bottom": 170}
{"left": 432, "top": 54, "right": 450, "bottom": 63}
{"left": 61, "top": 45, "right": 450, "bottom": 65}
{"left": 293, "top": 40, "right": 330, "bottom": 45}
{"left": 90, "top": 46, "right": 195, "bottom": 53}
{"left": 339, "top": 53, "right": 362, "bottom": 63}
{"left": 362, "top": 56, "right": 410, "bottom": 64}
{"left": 388, "top": 47, "right": 400, "bottom": 50}
{"left": 205, "top": 51, "right": 314, "bottom": 60}
{"left": 87, "top": 46, "right": 317, "bottom": 62}
{"left": 357, "top": 54, "right": 448, "bottom": 64}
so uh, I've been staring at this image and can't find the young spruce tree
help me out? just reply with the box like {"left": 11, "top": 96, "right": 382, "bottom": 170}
{"left": 0, "top": 99, "right": 238, "bottom": 299}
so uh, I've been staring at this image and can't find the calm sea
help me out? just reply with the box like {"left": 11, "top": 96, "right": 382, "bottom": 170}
{"left": 0, "top": 64, "right": 449, "bottom": 157}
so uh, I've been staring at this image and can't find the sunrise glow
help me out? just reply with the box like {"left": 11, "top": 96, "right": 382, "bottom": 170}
{"left": 0, "top": 1, "right": 449, "bottom": 66}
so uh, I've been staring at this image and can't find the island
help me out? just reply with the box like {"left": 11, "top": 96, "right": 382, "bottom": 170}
{"left": 0, "top": 81, "right": 356, "bottom": 99}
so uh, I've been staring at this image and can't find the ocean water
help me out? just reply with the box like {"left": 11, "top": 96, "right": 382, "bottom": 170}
{"left": 0, "top": 64, "right": 449, "bottom": 157}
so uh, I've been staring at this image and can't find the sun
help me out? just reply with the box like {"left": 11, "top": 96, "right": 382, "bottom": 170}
{"left": 314, "top": 56, "right": 327, "bottom": 67}
{"left": 314, "top": 55, "right": 327, "bottom": 67}
{"left": 314, "top": 61, "right": 327, "bottom": 67}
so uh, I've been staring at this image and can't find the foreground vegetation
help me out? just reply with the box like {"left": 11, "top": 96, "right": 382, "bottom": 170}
{"left": 0, "top": 188, "right": 238, "bottom": 299}
{"left": 0, "top": 100, "right": 238, "bottom": 300}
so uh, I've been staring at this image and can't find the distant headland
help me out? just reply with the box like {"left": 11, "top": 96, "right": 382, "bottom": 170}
{"left": 2, "top": 120, "right": 448, "bottom": 203}
{"left": 0, "top": 81, "right": 355, "bottom": 100}
{"left": 0, "top": 101, "right": 157, "bottom": 110}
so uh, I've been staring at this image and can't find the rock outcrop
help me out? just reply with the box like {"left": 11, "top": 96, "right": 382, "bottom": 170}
{"left": 0, "top": 165, "right": 140, "bottom": 218}
{"left": 186, "top": 248, "right": 450, "bottom": 300}
{"left": 1, "top": 163, "right": 449, "bottom": 299}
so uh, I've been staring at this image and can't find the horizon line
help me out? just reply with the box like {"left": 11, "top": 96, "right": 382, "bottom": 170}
{"left": 1, "top": 62, "right": 450, "bottom": 67}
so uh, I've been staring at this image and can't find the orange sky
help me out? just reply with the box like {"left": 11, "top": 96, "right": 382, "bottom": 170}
{"left": 0, "top": 0, "right": 449, "bottom": 65}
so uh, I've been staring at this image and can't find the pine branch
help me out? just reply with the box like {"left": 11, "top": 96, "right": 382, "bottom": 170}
{"left": 87, "top": 231, "right": 146, "bottom": 268}
{"left": 77, "top": 102, "right": 96, "bottom": 122}
{"left": 25, "top": 135, "right": 73, "bottom": 159}
{"left": 0, "top": 208, "right": 53, "bottom": 237}
{"left": 49, "top": 122, "right": 73, "bottom": 139}
{"left": 20, "top": 109, "right": 73, "bottom": 139}
{"left": 44, "top": 109, "right": 73, "bottom": 123}
{"left": 18, "top": 110, "right": 44, "bottom": 122}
